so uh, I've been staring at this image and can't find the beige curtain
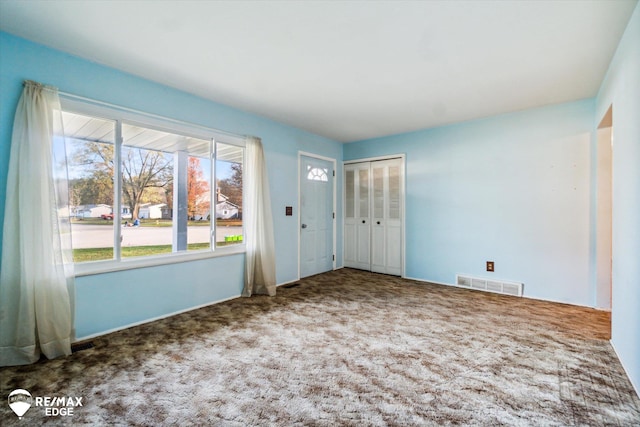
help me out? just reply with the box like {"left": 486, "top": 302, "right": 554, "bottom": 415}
{"left": 0, "top": 80, "right": 74, "bottom": 366}
{"left": 242, "top": 137, "right": 276, "bottom": 297}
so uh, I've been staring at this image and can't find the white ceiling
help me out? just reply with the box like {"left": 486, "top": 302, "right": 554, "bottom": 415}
{"left": 0, "top": 1, "right": 636, "bottom": 142}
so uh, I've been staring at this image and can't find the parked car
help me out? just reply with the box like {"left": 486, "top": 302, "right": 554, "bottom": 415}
{"left": 101, "top": 213, "right": 114, "bottom": 220}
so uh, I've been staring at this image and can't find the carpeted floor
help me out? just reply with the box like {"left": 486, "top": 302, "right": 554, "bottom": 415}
{"left": 1, "top": 268, "right": 639, "bottom": 426}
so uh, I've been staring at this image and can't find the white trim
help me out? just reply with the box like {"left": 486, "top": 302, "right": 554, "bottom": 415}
{"left": 62, "top": 96, "right": 248, "bottom": 274}
{"left": 298, "top": 152, "right": 338, "bottom": 279}
{"left": 74, "top": 245, "right": 245, "bottom": 277}
{"left": 114, "top": 119, "right": 123, "bottom": 259}
{"left": 276, "top": 278, "right": 301, "bottom": 288}
{"left": 341, "top": 160, "right": 345, "bottom": 270}
{"left": 403, "top": 276, "right": 453, "bottom": 287}
{"left": 74, "top": 293, "right": 242, "bottom": 342}
{"left": 401, "top": 155, "right": 407, "bottom": 278}
{"left": 344, "top": 154, "right": 405, "bottom": 165}
{"left": 405, "top": 275, "right": 602, "bottom": 309}
{"left": 610, "top": 340, "right": 640, "bottom": 399}
{"left": 61, "top": 97, "right": 246, "bottom": 147}
{"left": 74, "top": 273, "right": 306, "bottom": 342}
{"left": 298, "top": 151, "right": 336, "bottom": 163}
{"left": 59, "top": 93, "right": 247, "bottom": 145}
{"left": 343, "top": 154, "right": 406, "bottom": 277}
{"left": 521, "top": 295, "right": 604, "bottom": 309}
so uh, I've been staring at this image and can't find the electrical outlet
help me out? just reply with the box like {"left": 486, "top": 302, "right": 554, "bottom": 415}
{"left": 486, "top": 261, "right": 494, "bottom": 272}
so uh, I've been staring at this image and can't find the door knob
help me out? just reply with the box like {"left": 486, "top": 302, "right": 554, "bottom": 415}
{"left": 362, "top": 220, "right": 366, "bottom": 224}
{"left": 377, "top": 221, "right": 381, "bottom": 225}
{"left": 301, "top": 223, "right": 308, "bottom": 229}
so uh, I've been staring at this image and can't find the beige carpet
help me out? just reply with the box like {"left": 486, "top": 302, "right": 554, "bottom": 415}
{"left": 1, "top": 268, "right": 639, "bottom": 426}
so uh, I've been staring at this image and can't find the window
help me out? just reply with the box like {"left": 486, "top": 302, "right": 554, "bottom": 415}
{"left": 215, "top": 142, "right": 243, "bottom": 247}
{"left": 307, "top": 166, "right": 329, "bottom": 182}
{"left": 61, "top": 100, "right": 244, "bottom": 270}
{"left": 64, "top": 111, "right": 116, "bottom": 262}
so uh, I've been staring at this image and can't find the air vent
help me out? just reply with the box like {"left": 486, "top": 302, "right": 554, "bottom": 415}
{"left": 502, "top": 283, "right": 522, "bottom": 296}
{"left": 486, "top": 280, "right": 502, "bottom": 292}
{"left": 457, "top": 276, "right": 471, "bottom": 287}
{"left": 456, "top": 274, "right": 523, "bottom": 297}
{"left": 471, "top": 278, "right": 487, "bottom": 289}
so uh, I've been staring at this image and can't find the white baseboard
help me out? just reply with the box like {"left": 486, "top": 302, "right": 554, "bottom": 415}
{"left": 403, "top": 276, "right": 451, "bottom": 287}
{"left": 404, "top": 275, "right": 598, "bottom": 309}
{"left": 610, "top": 340, "right": 640, "bottom": 399}
{"left": 75, "top": 275, "right": 309, "bottom": 342}
{"left": 279, "top": 267, "right": 344, "bottom": 287}
{"left": 276, "top": 278, "right": 301, "bottom": 287}
{"left": 74, "top": 294, "right": 241, "bottom": 342}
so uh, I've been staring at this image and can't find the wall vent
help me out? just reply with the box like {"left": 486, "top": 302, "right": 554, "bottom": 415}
{"left": 456, "top": 274, "right": 523, "bottom": 297}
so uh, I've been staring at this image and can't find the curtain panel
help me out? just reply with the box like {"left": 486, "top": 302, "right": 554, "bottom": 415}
{"left": 0, "top": 81, "right": 74, "bottom": 366}
{"left": 242, "top": 137, "right": 276, "bottom": 297}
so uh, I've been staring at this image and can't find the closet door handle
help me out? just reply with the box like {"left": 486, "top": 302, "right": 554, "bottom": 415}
{"left": 362, "top": 220, "right": 366, "bottom": 224}
{"left": 377, "top": 221, "right": 381, "bottom": 225}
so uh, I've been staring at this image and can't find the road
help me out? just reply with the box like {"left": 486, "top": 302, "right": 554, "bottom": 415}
{"left": 71, "top": 224, "right": 243, "bottom": 249}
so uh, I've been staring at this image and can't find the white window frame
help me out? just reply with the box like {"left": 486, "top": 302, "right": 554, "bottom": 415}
{"left": 61, "top": 97, "right": 246, "bottom": 276}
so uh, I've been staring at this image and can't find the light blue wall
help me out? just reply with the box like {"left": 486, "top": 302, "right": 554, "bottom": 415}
{"left": 74, "top": 255, "right": 244, "bottom": 338}
{"left": 595, "top": 4, "right": 640, "bottom": 395}
{"left": 345, "top": 100, "right": 596, "bottom": 307}
{"left": 0, "top": 32, "right": 343, "bottom": 339}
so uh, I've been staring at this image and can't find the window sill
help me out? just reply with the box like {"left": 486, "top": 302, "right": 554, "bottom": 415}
{"left": 74, "top": 244, "right": 246, "bottom": 277}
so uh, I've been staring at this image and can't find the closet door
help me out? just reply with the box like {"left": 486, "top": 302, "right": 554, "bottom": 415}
{"left": 344, "top": 163, "right": 371, "bottom": 270}
{"left": 371, "top": 159, "right": 403, "bottom": 275}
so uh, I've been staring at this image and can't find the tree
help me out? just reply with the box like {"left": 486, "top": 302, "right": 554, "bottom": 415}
{"left": 217, "top": 162, "right": 242, "bottom": 208}
{"left": 164, "top": 180, "right": 174, "bottom": 215}
{"left": 69, "top": 141, "right": 174, "bottom": 219}
{"left": 187, "top": 157, "right": 210, "bottom": 219}
{"left": 69, "top": 141, "right": 115, "bottom": 207}
{"left": 121, "top": 147, "right": 173, "bottom": 220}
{"left": 70, "top": 175, "right": 113, "bottom": 206}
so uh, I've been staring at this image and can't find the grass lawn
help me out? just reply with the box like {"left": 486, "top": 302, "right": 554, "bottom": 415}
{"left": 73, "top": 242, "right": 214, "bottom": 262}
{"left": 72, "top": 218, "right": 242, "bottom": 227}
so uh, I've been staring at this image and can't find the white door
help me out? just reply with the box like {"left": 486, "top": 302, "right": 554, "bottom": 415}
{"left": 371, "top": 159, "right": 403, "bottom": 275}
{"left": 300, "top": 156, "right": 334, "bottom": 278}
{"left": 344, "top": 163, "right": 371, "bottom": 270}
{"left": 344, "top": 157, "right": 404, "bottom": 275}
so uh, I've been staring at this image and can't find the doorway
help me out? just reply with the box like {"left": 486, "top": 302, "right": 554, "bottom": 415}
{"left": 299, "top": 153, "right": 336, "bottom": 278}
{"left": 596, "top": 106, "right": 613, "bottom": 310}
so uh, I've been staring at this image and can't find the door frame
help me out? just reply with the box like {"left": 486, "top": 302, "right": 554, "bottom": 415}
{"left": 298, "top": 151, "right": 337, "bottom": 279}
{"left": 596, "top": 105, "right": 613, "bottom": 311}
{"left": 343, "top": 154, "right": 406, "bottom": 277}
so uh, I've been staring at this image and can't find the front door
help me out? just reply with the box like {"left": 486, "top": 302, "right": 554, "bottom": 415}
{"left": 300, "top": 155, "right": 334, "bottom": 278}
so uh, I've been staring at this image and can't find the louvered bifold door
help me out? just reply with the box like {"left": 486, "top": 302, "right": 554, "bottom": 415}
{"left": 344, "top": 163, "right": 371, "bottom": 270}
{"left": 371, "top": 159, "right": 403, "bottom": 275}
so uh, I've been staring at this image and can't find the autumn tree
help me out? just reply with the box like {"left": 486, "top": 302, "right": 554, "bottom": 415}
{"left": 157, "top": 158, "right": 210, "bottom": 220}
{"left": 187, "top": 157, "right": 210, "bottom": 219}
{"left": 69, "top": 141, "right": 216, "bottom": 221}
